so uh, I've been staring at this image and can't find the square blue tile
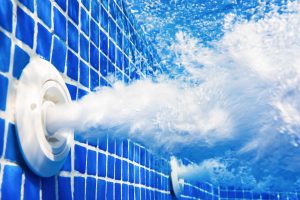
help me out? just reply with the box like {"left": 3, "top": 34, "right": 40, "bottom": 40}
{"left": 75, "top": 144, "right": 86, "bottom": 173}
{"left": 115, "top": 139, "right": 122, "bottom": 157}
{"left": 81, "top": 0, "right": 90, "bottom": 10}
{"left": 2, "top": 165, "right": 22, "bottom": 200}
{"left": 36, "top": 23, "right": 52, "bottom": 61}
{"left": 98, "top": 133, "right": 107, "bottom": 151}
{"left": 109, "top": 40, "right": 115, "bottom": 63}
{"left": 122, "top": 160, "right": 128, "bottom": 182}
{"left": 100, "top": 53, "right": 108, "bottom": 77}
{"left": 66, "top": 83, "right": 77, "bottom": 101}
{"left": 115, "top": 158, "right": 121, "bottom": 180}
{"left": 109, "top": 18, "right": 116, "bottom": 42}
{"left": 129, "top": 163, "right": 134, "bottom": 183}
{"left": 74, "top": 176, "right": 85, "bottom": 200}
{"left": 79, "top": 61, "right": 89, "bottom": 88}
{"left": 117, "top": 27, "right": 123, "bottom": 48}
{"left": 24, "top": 171, "right": 39, "bottom": 200}
{"left": 5, "top": 123, "right": 23, "bottom": 164}
{"left": 108, "top": 136, "right": 115, "bottom": 154}
{"left": 80, "top": 8, "right": 89, "bottom": 36}
{"left": 55, "top": 0, "right": 66, "bottom": 11}
{"left": 116, "top": 49, "right": 123, "bottom": 70}
{"left": 140, "top": 167, "right": 145, "bottom": 185}
{"left": 87, "top": 150, "right": 97, "bottom": 175}
{"left": 86, "top": 177, "right": 96, "bottom": 200}
{"left": 98, "top": 152, "right": 106, "bottom": 177}
{"left": 37, "top": 0, "right": 52, "bottom": 28}
{"left": 68, "top": 0, "right": 79, "bottom": 24}
{"left": 42, "top": 177, "right": 56, "bottom": 200}
{"left": 134, "top": 165, "right": 140, "bottom": 184}
{"left": 100, "top": 7, "right": 108, "bottom": 31}
{"left": 51, "top": 37, "right": 66, "bottom": 73}
{"left": 13, "top": 45, "right": 30, "bottom": 79}
{"left": 91, "top": 0, "right": 99, "bottom": 21}
{"left": 100, "top": 30, "right": 108, "bottom": 55}
{"left": 122, "top": 140, "right": 128, "bottom": 158}
{"left": 67, "top": 50, "right": 78, "bottom": 81}
{"left": 122, "top": 184, "right": 128, "bottom": 200}
{"left": 80, "top": 34, "right": 89, "bottom": 62}
{"left": 90, "top": 43, "right": 99, "bottom": 71}
{"left": 0, "top": 31, "right": 11, "bottom": 72}
{"left": 19, "top": 0, "right": 34, "bottom": 12}
{"left": 68, "top": 21, "right": 78, "bottom": 52}
{"left": 61, "top": 151, "right": 71, "bottom": 171}
{"left": 58, "top": 176, "right": 72, "bottom": 199}
{"left": 90, "top": 19, "right": 99, "bottom": 47}
{"left": 129, "top": 185, "right": 134, "bottom": 199}
{"left": 0, "top": 74, "right": 8, "bottom": 111}
{"left": 115, "top": 183, "right": 121, "bottom": 200}
{"left": 102, "top": 0, "right": 108, "bottom": 10}
{"left": 128, "top": 141, "right": 134, "bottom": 161}
{"left": 54, "top": 7, "right": 66, "bottom": 41}
{"left": 107, "top": 155, "right": 115, "bottom": 178}
{"left": 106, "top": 182, "right": 114, "bottom": 200}
{"left": 16, "top": 7, "right": 34, "bottom": 47}
{"left": 97, "top": 179, "right": 106, "bottom": 200}
{"left": 0, "top": 0, "right": 13, "bottom": 32}
{"left": 134, "top": 145, "right": 140, "bottom": 163}
{"left": 90, "top": 68, "right": 99, "bottom": 91}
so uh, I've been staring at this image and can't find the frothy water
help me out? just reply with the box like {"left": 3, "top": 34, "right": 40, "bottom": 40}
{"left": 47, "top": 2, "right": 300, "bottom": 191}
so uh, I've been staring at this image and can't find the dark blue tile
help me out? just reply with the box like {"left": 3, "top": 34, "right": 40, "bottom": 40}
{"left": 109, "top": 40, "right": 115, "bottom": 63}
{"left": 80, "top": 34, "right": 89, "bottom": 62}
{"left": 122, "top": 184, "right": 128, "bottom": 200}
{"left": 140, "top": 167, "right": 145, "bottom": 185}
{"left": 66, "top": 83, "right": 77, "bottom": 101}
{"left": 37, "top": 0, "right": 51, "bottom": 28}
{"left": 115, "top": 158, "right": 121, "bottom": 180}
{"left": 91, "top": 0, "right": 99, "bottom": 21}
{"left": 75, "top": 144, "right": 86, "bottom": 173}
{"left": 97, "top": 179, "right": 106, "bottom": 199}
{"left": 98, "top": 152, "right": 106, "bottom": 177}
{"left": 0, "top": 0, "right": 13, "bottom": 32}
{"left": 2, "top": 165, "right": 22, "bottom": 200}
{"left": 90, "top": 22, "right": 99, "bottom": 47}
{"left": 68, "top": 21, "right": 78, "bottom": 52}
{"left": 122, "top": 160, "right": 128, "bottom": 182}
{"left": 117, "top": 27, "right": 123, "bottom": 48}
{"left": 128, "top": 141, "right": 134, "bottom": 161}
{"left": 68, "top": 0, "right": 79, "bottom": 24}
{"left": 87, "top": 150, "right": 97, "bottom": 175}
{"left": 100, "top": 9, "right": 108, "bottom": 32}
{"left": 100, "top": 53, "right": 108, "bottom": 77}
{"left": 100, "top": 30, "right": 108, "bottom": 55}
{"left": 86, "top": 177, "right": 96, "bottom": 200}
{"left": 129, "top": 185, "right": 134, "bottom": 200}
{"left": 79, "top": 61, "right": 89, "bottom": 88}
{"left": 100, "top": 77, "right": 108, "bottom": 86}
{"left": 24, "top": 171, "right": 39, "bottom": 200}
{"left": 116, "top": 49, "right": 123, "bottom": 70}
{"left": 54, "top": 7, "right": 66, "bottom": 41}
{"left": 51, "top": 37, "right": 66, "bottom": 73}
{"left": 55, "top": 0, "right": 66, "bottom": 11}
{"left": 90, "top": 68, "right": 99, "bottom": 91}
{"left": 19, "top": 0, "right": 34, "bottom": 12}
{"left": 116, "top": 139, "right": 122, "bottom": 157}
{"left": 90, "top": 43, "right": 99, "bottom": 71}
{"left": 13, "top": 45, "right": 30, "bottom": 79}
{"left": 107, "top": 155, "right": 115, "bottom": 178}
{"left": 106, "top": 182, "right": 114, "bottom": 200}
{"left": 80, "top": 8, "right": 89, "bottom": 36}
{"left": 0, "top": 31, "right": 11, "bottom": 72}
{"left": 0, "top": 75, "right": 8, "bottom": 111}
{"left": 74, "top": 176, "right": 85, "bottom": 200}
{"left": 87, "top": 138, "right": 98, "bottom": 147}
{"left": 0, "top": 118, "right": 4, "bottom": 156}
{"left": 108, "top": 136, "right": 115, "bottom": 154}
{"left": 77, "top": 88, "right": 88, "bottom": 99}
{"left": 36, "top": 24, "right": 52, "bottom": 61}
{"left": 5, "top": 123, "right": 23, "bottom": 163}
{"left": 58, "top": 176, "right": 72, "bottom": 199}
{"left": 140, "top": 148, "right": 146, "bottom": 166}
{"left": 16, "top": 7, "right": 34, "bottom": 47}
{"left": 42, "top": 177, "right": 56, "bottom": 200}
{"left": 61, "top": 151, "right": 71, "bottom": 171}
{"left": 134, "top": 145, "right": 140, "bottom": 163}
{"left": 122, "top": 140, "right": 128, "bottom": 158}
{"left": 102, "top": 0, "right": 108, "bottom": 10}
{"left": 134, "top": 166, "right": 140, "bottom": 184}
{"left": 67, "top": 50, "right": 78, "bottom": 81}
{"left": 81, "top": 0, "right": 90, "bottom": 10}
{"left": 141, "top": 188, "right": 145, "bottom": 199}
{"left": 115, "top": 183, "right": 121, "bottom": 200}
{"left": 129, "top": 163, "right": 134, "bottom": 183}
{"left": 109, "top": 18, "right": 116, "bottom": 42}
{"left": 98, "top": 134, "right": 107, "bottom": 151}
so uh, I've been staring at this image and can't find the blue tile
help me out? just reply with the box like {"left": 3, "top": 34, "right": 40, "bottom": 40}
{"left": 109, "top": 18, "right": 116, "bottom": 42}
{"left": 79, "top": 61, "right": 89, "bottom": 88}
{"left": 122, "top": 160, "right": 128, "bottom": 182}
{"left": 90, "top": 68, "right": 99, "bottom": 91}
{"left": 54, "top": 7, "right": 66, "bottom": 41}
{"left": 5, "top": 123, "right": 23, "bottom": 164}
{"left": 67, "top": 50, "right": 78, "bottom": 81}
{"left": 0, "top": 118, "right": 4, "bottom": 156}
{"left": 0, "top": 31, "right": 11, "bottom": 72}
{"left": 129, "top": 163, "right": 134, "bottom": 183}
{"left": 24, "top": 171, "right": 39, "bottom": 200}
{"left": 2, "top": 165, "right": 22, "bottom": 200}
{"left": 78, "top": 88, "right": 88, "bottom": 99}
{"left": 80, "top": 34, "right": 89, "bottom": 62}
{"left": 74, "top": 176, "right": 85, "bottom": 200}
{"left": 51, "top": 37, "right": 66, "bottom": 73}
{"left": 116, "top": 49, "right": 123, "bottom": 70}
{"left": 19, "top": 0, "right": 34, "bottom": 12}
{"left": 81, "top": 0, "right": 90, "bottom": 10}
{"left": 62, "top": 151, "right": 71, "bottom": 171}
{"left": 13, "top": 45, "right": 30, "bottom": 79}
{"left": 108, "top": 136, "right": 115, "bottom": 154}
{"left": 107, "top": 155, "right": 115, "bottom": 178}
{"left": 98, "top": 134, "right": 107, "bottom": 151}
{"left": 90, "top": 19, "right": 99, "bottom": 47}
{"left": 0, "top": 75, "right": 8, "bottom": 111}
{"left": 86, "top": 177, "right": 96, "bottom": 200}
{"left": 36, "top": 23, "right": 52, "bottom": 61}
{"left": 129, "top": 185, "right": 134, "bottom": 199}
{"left": 117, "top": 27, "right": 123, "bottom": 48}
{"left": 0, "top": 0, "right": 13, "bottom": 32}
{"left": 37, "top": 0, "right": 52, "bottom": 28}
{"left": 134, "top": 166, "right": 140, "bottom": 184}
{"left": 68, "top": 21, "right": 78, "bottom": 52}
{"left": 100, "top": 8, "right": 108, "bottom": 32}
{"left": 98, "top": 152, "right": 106, "bottom": 177}
{"left": 87, "top": 150, "right": 97, "bottom": 175}
{"left": 122, "top": 184, "right": 128, "bottom": 200}
{"left": 55, "top": 0, "right": 66, "bottom": 11}
{"left": 140, "top": 147, "right": 146, "bottom": 166}
{"left": 100, "top": 53, "right": 108, "bottom": 77}
{"left": 75, "top": 144, "right": 86, "bottom": 173}
{"left": 109, "top": 0, "right": 116, "bottom": 19}
{"left": 68, "top": 0, "right": 79, "bottom": 24}
{"left": 140, "top": 167, "right": 145, "bottom": 185}
{"left": 58, "top": 176, "right": 72, "bottom": 199}
{"left": 102, "top": 0, "right": 108, "bottom": 10}
{"left": 42, "top": 177, "right": 56, "bottom": 200}
{"left": 115, "top": 158, "right": 121, "bottom": 180}
{"left": 16, "top": 7, "right": 34, "bottom": 47}
{"left": 109, "top": 40, "right": 115, "bottom": 63}
{"left": 128, "top": 141, "right": 134, "bottom": 161}
{"left": 141, "top": 188, "right": 145, "bottom": 199}
{"left": 116, "top": 139, "right": 122, "bottom": 157}
{"left": 115, "top": 183, "right": 121, "bottom": 200}
{"left": 91, "top": 0, "right": 100, "bottom": 21}
{"left": 66, "top": 83, "right": 77, "bottom": 101}
{"left": 122, "top": 140, "right": 128, "bottom": 158}
{"left": 100, "top": 30, "right": 108, "bottom": 55}
{"left": 80, "top": 8, "right": 89, "bottom": 36}
{"left": 100, "top": 77, "right": 108, "bottom": 86}
{"left": 106, "top": 182, "right": 114, "bottom": 200}
{"left": 97, "top": 179, "right": 106, "bottom": 200}
{"left": 90, "top": 43, "right": 99, "bottom": 71}
{"left": 88, "top": 138, "right": 98, "bottom": 147}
